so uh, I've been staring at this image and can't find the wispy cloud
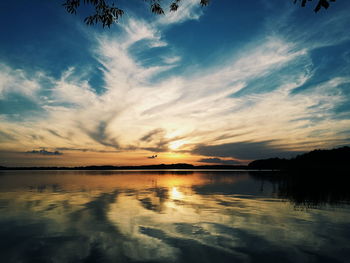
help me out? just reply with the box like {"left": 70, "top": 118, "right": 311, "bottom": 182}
{"left": 156, "top": 0, "right": 204, "bottom": 25}
{"left": 26, "top": 149, "right": 63, "bottom": 156}
{"left": 0, "top": 64, "right": 42, "bottom": 100}
{"left": 197, "top": 157, "right": 241, "bottom": 165}
{"left": 0, "top": 2, "right": 350, "bottom": 164}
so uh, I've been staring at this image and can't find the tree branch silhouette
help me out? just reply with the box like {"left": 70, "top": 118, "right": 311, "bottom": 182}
{"left": 62, "top": 0, "right": 336, "bottom": 28}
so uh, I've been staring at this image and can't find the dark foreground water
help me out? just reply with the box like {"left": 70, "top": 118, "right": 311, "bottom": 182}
{"left": 0, "top": 170, "right": 349, "bottom": 263}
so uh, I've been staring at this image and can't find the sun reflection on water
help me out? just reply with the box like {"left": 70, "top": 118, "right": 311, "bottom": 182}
{"left": 170, "top": 187, "right": 183, "bottom": 200}
{"left": 1, "top": 171, "right": 350, "bottom": 263}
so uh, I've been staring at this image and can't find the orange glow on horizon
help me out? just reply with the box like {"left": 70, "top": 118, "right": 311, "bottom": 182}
{"left": 0, "top": 149, "right": 213, "bottom": 167}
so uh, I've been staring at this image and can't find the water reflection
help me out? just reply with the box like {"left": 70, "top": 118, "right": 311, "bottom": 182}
{"left": 250, "top": 171, "right": 350, "bottom": 208}
{"left": 170, "top": 187, "right": 183, "bottom": 200}
{"left": 0, "top": 171, "right": 349, "bottom": 263}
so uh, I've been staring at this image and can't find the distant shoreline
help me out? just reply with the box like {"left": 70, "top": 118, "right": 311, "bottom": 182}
{"left": 0, "top": 164, "right": 259, "bottom": 171}
{"left": 0, "top": 169, "right": 275, "bottom": 172}
{"left": 2, "top": 146, "right": 348, "bottom": 171}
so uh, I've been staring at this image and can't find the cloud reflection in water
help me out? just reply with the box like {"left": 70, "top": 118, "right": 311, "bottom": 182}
{"left": 0, "top": 171, "right": 349, "bottom": 263}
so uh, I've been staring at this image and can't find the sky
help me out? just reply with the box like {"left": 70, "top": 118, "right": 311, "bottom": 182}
{"left": 0, "top": 0, "right": 350, "bottom": 167}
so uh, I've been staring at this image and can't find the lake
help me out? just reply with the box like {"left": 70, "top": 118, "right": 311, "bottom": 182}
{"left": 0, "top": 170, "right": 349, "bottom": 263}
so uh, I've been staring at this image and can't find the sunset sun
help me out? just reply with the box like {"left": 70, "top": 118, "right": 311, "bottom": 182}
{"left": 169, "top": 140, "right": 186, "bottom": 151}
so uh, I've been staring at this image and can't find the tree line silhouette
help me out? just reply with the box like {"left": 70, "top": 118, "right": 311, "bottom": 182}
{"left": 249, "top": 146, "right": 350, "bottom": 171}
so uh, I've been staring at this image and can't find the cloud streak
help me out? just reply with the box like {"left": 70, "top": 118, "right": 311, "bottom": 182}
{"left": 197, "top": 158, "right": 241, "bottom": 165}
{"left": 26, "top": 149, "right": 63, "bottom": 156}
{"left": 1, "top": 1, "right": 350, "bottom": 164}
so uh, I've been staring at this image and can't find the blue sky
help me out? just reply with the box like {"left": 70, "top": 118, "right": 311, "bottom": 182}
{"left": 0, "top": 0, "right": 349, "bottom": 166}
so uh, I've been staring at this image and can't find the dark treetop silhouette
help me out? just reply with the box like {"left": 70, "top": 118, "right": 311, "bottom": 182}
{"left": 63, "top": 0, "right": 336, "bottom": 28}
{"left": 249, "top": 146, "right": 350, "bottom": 171}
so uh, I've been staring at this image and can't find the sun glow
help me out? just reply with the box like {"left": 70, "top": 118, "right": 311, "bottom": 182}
{"left": 169, "top": 140, "right": 186, "bottom": 151}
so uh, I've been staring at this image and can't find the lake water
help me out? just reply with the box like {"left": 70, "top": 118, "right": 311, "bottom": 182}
{"left": 0, "top": 170, "right": 349, "bottom": 263}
